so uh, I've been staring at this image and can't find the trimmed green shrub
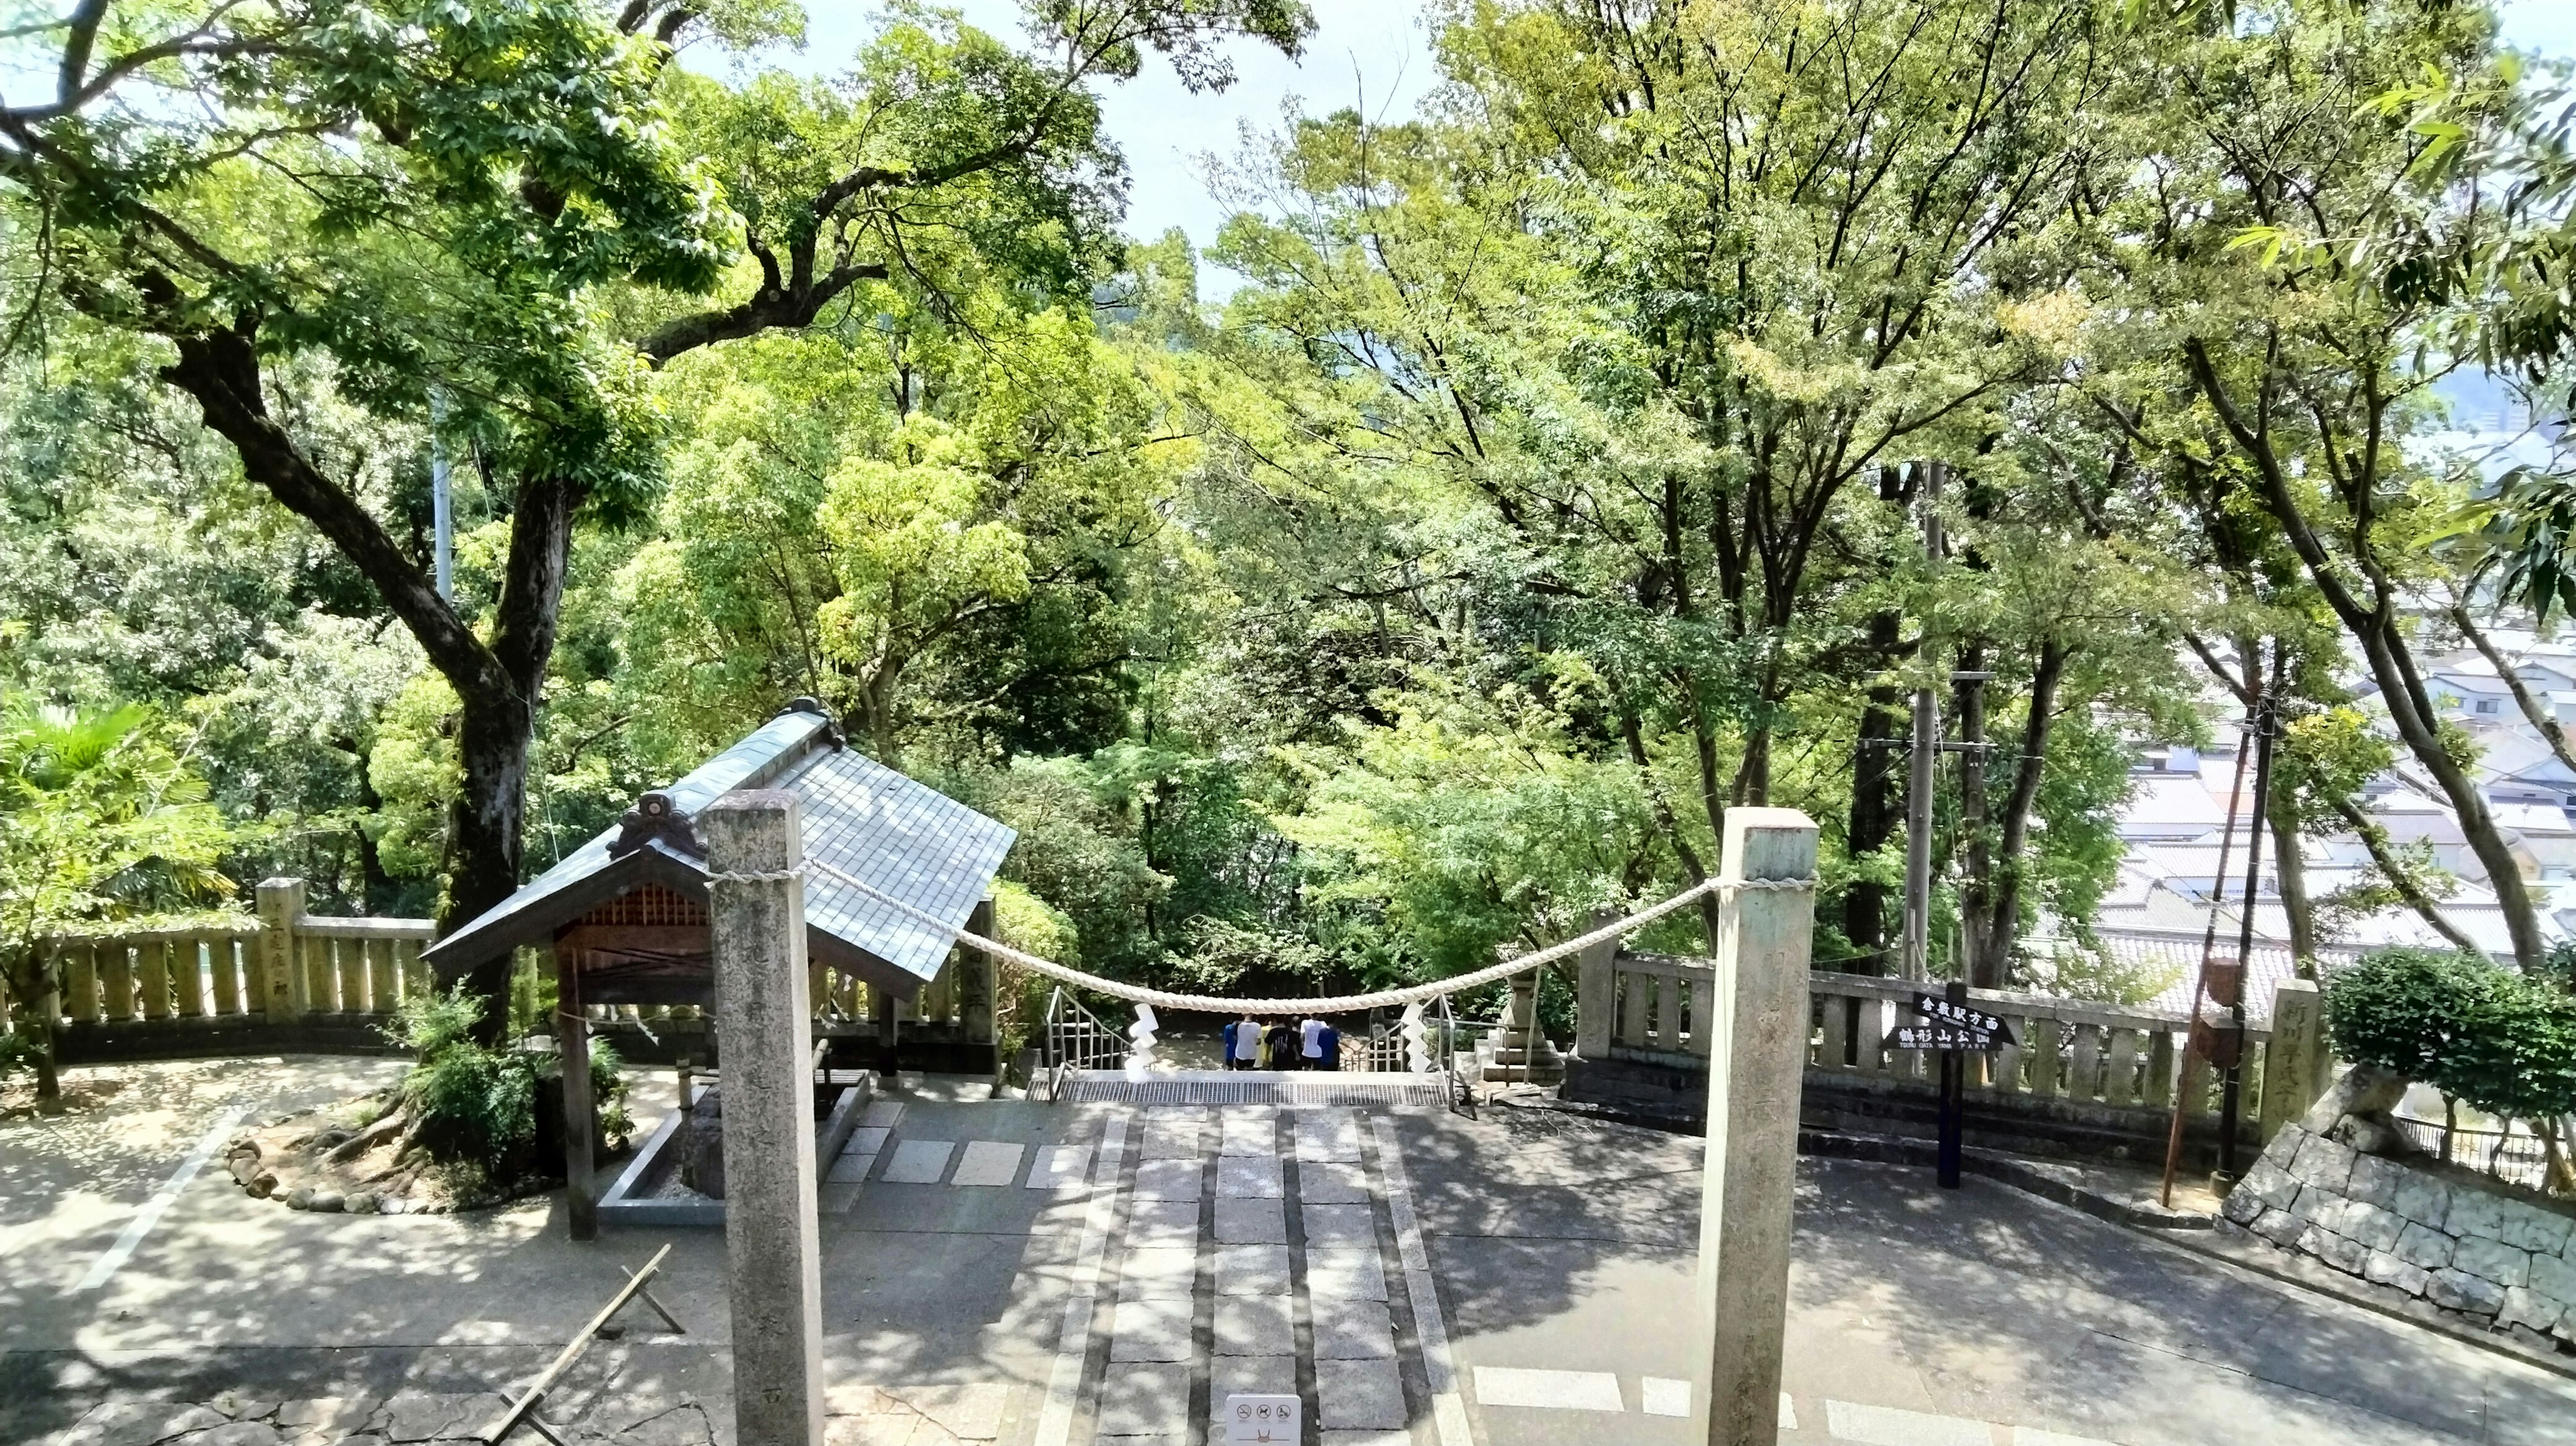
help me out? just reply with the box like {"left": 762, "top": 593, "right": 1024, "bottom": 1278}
{"left": 384, "top": 983, "right": 632, "bottom": 1187}
{"left": 2325, "top": 947, "right": 2576, "bottom": 1123}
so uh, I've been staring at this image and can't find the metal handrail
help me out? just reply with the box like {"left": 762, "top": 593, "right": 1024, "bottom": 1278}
{"left": 1437, "top": 994, "right": 1475, "bottom": 1119}
{"left": 1040, "top": 985, "right": 1126, "bottom": 1103}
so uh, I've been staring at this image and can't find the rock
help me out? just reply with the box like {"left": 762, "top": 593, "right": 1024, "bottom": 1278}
{"left": 2233, "top": 1158, "right": 2302, "bottom": 1215}
{"left": 2452, "top": 1235, "right": 2531, "bottom": 1288}
{"left": 2500, "top": 1286, "right": 2563, "bottom": 1334}
{"left": 2220, "top": 1184, "right": 2267, "bottom": 1226}
{"left": 2395, "top": 1221, "right": 2455, "bottom": 1271}
{"left": 229, "top": 1140, "right": 261, "bottom": 1162}
{"left": 307, "top": 1192, "right": 345, "bottom": 1214}
{"left": 2299, "top": 1225, "right": 2368, "bottom": 1275}
{"left": 2365, "top": 1249, "right": 2432, "bottom": 1297}
{"left": 2249, "top": 1208, "right": 2306, "bottom": 1247}
{"left": 343, "top": 1192, "right": 377, "bottom": 1215}
{"left": 169, "top": 1423, "right": 280, "bottom": 1446}
{"left": 209, "top": 1394, "right": 275, "bottom": 1421}
{"left": 227, "top": 1156, "right": 262, "bottom": 1187}
{"left": 2448, "top": 1186, "right": 2508, "bottom": 1241}
{"left": 151, "top": 1407, "right": 231, "bottom": 1442}
{"left": 275, "top": 1400, "right": 370, "bottom": 1436}
{"left": 2330, "top": 1114, "right": 2408, "bottom": 1156}
{"left": 2430, "top": 1267, "right": 2509, "bottom": 1316}
{"left": 2328, "top": 1199, "right": 2406, "bottom": 1254}
{"left": 285, "top": 1187, "right": 313, "bottom": 1211}
{"left": 2289, "top": 1132, "right": 2358, "bottom": 1196}
{"left": 249, "top": 1173, "right": 278, "bottom": 1199}
{"left": 2300, "top": 1061, "right": 2410, "bottom": 1136}
{"left": 374, "top": 1392, "right": 507, "bottom": 1443}
{"left": 2530, "top": 1249, "right": 2576, "bottom": 1305}
{"left": 378, "top": 1198, "right": 407, "bottom": 1216}
{"left": 2496, "top": 1202, "right": 2575, "bottom": 1256}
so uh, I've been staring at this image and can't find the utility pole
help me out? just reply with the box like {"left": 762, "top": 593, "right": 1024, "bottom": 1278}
{"left": 431, "top": 389, "right": 454, "bottom": 602}
{"left": 1954, "top": 658, "right": 1994, "bottom": 987}
{"left": 1902, "top": 461, "right": 1946, "bottom": 983}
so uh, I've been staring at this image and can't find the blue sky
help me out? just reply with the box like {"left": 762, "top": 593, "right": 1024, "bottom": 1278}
{"left": 759, "top": 0, "right": 2576, "bottom": 268}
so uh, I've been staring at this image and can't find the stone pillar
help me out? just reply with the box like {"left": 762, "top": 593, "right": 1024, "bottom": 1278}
{"left": 256, "top": 878, "right": 305, "bottom": 1021}
{"left": 705, "top": 791, "right": 824, "bottom": 1446}
{"left": 2257, "top": 979, "right": 2327, "bottom": 1142}
{"left": 1574, "top": 908, "right": 1617, "bottom": 1061}
{"left": 1696, "top": 808, "right": 1818, "bottom": 1446}
{"left": 555, "top": 943, "right": 596, "bottom": 1241}
{"left": 960, "top": 897, "right": 997, "bottom": 1046}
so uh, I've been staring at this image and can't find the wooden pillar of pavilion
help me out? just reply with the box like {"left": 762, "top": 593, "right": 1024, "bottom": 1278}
{"left": 556, "top": 942, "right": 598, "bottom": 1241}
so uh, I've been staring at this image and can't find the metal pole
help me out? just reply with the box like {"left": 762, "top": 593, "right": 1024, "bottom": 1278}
{"left": 2158, "top": 672, "right": 2256, "bottom": 1207}
{"left": 431, "top": 388, "right": 454, "bottom": 602}
{"left": 1902, "top": 461, "right": 1945, "bottom": 983}
{"left": 1937, "top": 980, "right": 1966, "bottom": 1189}
{"left": 2218, "top": 648, "right": 2282, "bottom": 1184}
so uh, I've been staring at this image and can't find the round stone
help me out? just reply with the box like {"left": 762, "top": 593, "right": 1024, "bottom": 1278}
{"left": 285, "top": 1186, "right": 314, "bottom": 1210}
{"left": 308, "top": 1191, "right": 345, "bottom": 1213}
{"left": 343, "top": 1191, "right": 377, "bottom": 1215}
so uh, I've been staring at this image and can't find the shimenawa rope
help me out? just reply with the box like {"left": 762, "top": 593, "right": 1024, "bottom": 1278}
{"left": 714, "top": 857, "right": 1815, "bottom": 1016}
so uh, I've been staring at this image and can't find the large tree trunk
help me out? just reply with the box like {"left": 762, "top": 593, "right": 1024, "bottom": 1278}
{"left": 2269, "top": 787, "right": 2316, "bottom": 967}
{"left": 1955, "top": 643, "right": 1994, "bottom": 986}
{"left": 157, "top": 313, "right": 578, "bottom": 1040}
{"left": 1844, "top": 616, "right": 1903, "bottom": 975}
{"left": 1981, "top": 638, "right": 2067, "bottom": 985}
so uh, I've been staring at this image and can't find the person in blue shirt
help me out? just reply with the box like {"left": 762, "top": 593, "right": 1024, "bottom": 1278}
{"left": 1316, "top": 1019, "right": 1341, "bottom": 1072}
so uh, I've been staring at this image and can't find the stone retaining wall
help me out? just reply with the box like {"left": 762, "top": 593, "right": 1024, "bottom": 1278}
{"left": 2222, "top": 1119, "right": 2576, "bottom": 1346}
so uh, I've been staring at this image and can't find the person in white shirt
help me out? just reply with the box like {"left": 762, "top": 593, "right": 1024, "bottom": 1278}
{"left": 1233, "top": 1015, "right": 1261, "bottom": 1070}
{"left": 1300, "top": 1017, "right": 1325, "bottom": 1069}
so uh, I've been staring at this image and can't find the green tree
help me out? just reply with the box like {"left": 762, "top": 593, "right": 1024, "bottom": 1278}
{"left": 0, "top": 697, "right": 230, "bottom": 1105}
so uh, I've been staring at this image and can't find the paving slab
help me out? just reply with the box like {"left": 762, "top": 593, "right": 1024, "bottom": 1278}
{"left": 1207, "top": 1356, "right": 1297, "bottom": 1419}
{"left": 1218, "top": 1109, "right": 1277, "bottom": 1158}
{"left": 1109, "top": 1296, "right": 1194, "bottom": 1363}
{"left": 1095, "top": 1361, "right": 1193, "bottom": 1437}
{"left": 1297, "top": 1203, "right": 1376, "bottom": 1248}
{"left": 1309, "top": 1299, "right": 1397, "bottom": 1359}
{"left": 1132, "top": 1160, "right": 1201, "bottom": 1203}
{"left": 1212, "top": 1295, "right": 1295, "bottom": 1357}
{"left": 1215, "top": 1156, "right": 1282, "bottom": 1199}
{"left": 1213, "top": 1244, "right": 1291, "bottom": 1296}
{"left": 1314, "top": 1358, "right": 1407, "bottom": 1431}
{"left": 1213, "top": 1198, "right": 1286, "bottom": 1245}
{"left": 1124, "top": 1200, "right": 1201, "bottom": 1249}
{"left": 950, "top": 1142, "right": 1024, "bottom": 1188}
{"left": 1028, "top": 1144, "right": 1091, "bottom": 1188}
{"left": 1303, "top": 1247, "right": 1386, "bottom": 1304}
{"left": 1140, "top": 1109, "right": 1208, "bottom": 1161}
{"left": 1297, "top": 1162, "right": 1370, "bottom": 1204}
{"left": 881, "top": 1139, "right": 955, "bottom": 1185}
{"left": 1116, "top": 1246, "right": 1201, "bottom": 1300}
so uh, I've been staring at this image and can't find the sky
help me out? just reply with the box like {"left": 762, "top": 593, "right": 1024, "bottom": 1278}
{"left": 741, "top": 0, "right": 2576, "bottom": 277}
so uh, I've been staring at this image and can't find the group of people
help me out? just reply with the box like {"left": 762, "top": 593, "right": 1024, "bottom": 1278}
{"left": 1223, "top": 1014, "right": 1340, "bottom": 1070}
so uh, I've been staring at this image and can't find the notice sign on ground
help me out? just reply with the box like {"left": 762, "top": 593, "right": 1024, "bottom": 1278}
{"left": 1222, "top": 1394, "right": 1301, "bottom": 1443}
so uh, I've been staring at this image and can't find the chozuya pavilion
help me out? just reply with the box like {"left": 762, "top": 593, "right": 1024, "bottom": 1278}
{"left": 422, "top": 698, "right": 1015, "bottom": 1234}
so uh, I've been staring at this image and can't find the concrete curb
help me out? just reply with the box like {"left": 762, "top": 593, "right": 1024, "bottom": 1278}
{"left": 2157, "top": 1222, "right": 2576, "bottom": 1384}
{"left": 1796, "top": 1129, "right": 2213, "bottom": 1231}
{"left": 1807, "top": 1134, "right": 2576, "bottom": 1384}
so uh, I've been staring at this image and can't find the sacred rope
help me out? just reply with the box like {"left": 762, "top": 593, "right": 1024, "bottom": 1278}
{"left": 713, "top": 858, "right": 1816, "bottom": 1017}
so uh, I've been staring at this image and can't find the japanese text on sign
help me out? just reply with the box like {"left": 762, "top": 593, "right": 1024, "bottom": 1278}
{"left": 1884, "top": 1023, "right": 2005, "bottom": 1053}
{"left": 1912, "top": 993, "right": 2013, "bottom": 1043}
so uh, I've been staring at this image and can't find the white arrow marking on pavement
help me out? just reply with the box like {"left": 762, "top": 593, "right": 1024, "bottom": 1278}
{"left": 74, "top": 1107, "right": 246, "bottom": 1293}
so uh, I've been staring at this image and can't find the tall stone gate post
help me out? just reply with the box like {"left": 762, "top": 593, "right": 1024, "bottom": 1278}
{"left": 1696, "top": 808, "right": 1818, "bottom": 1446}
{"left": 706, "top": 790, "right": 824, "bottom": 1446}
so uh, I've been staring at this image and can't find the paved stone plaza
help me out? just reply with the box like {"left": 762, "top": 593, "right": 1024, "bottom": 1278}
{"left": 7, "top": 1058, "right": 2576, "bottom": 1445}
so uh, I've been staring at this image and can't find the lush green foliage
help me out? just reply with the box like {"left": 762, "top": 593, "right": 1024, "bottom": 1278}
{"left": 12, "top": 0, "right": 2576, "bottom": 1032}
{"left": 0, "top": 693, "right": 232, "bottom": 1096}
{"left": 384, "top": 983, "right": 631, "bottom": 1185}
{"left": 2326, "top": 949, "right": 2576, "bottom": 1123}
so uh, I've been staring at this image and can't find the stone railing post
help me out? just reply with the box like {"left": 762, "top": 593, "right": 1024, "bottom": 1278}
{"left": 2257, "top": 979, "right": 2327, "bottom": 1142}
{"left": 706, "top": 791, "right": 824, "bottom": 1446}
{"left": 1574, "top": 907, "right": 1617, "bottom": 1061}
{"left": 256, "top": 878, "right": 305, "bottom": 1021}
{"left": 1697, "top": 808, "right": 1817, "bottom": 1446}
{"left": 961, "top": 896, "right": 997, "bottom": 1046}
